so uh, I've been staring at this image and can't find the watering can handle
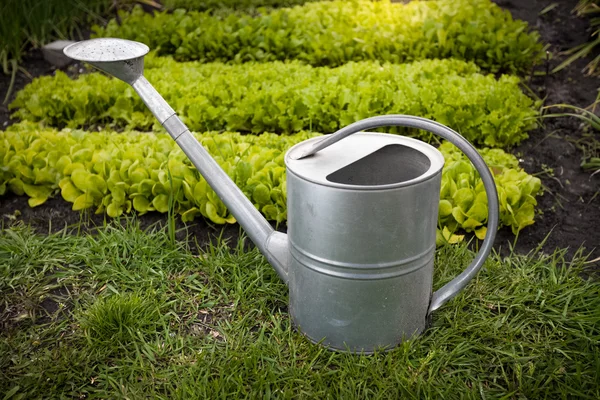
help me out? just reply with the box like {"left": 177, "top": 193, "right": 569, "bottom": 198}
{"left": 294, "top": 115, "right": 499, "bottom": 314}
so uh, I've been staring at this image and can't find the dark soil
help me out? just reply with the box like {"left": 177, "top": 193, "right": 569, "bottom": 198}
{"left": 0, "top": 0, "right": 599, "bottom": 263}
{"left": 491, "top": 0, "right": 600, "bottom": 262}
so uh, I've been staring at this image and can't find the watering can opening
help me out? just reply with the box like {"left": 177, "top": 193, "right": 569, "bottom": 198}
{"left": 326, "top": 144, "right": 431, "bottom": 186}
{"left": 286, "top": 132, "right": 444, "bottom": 190}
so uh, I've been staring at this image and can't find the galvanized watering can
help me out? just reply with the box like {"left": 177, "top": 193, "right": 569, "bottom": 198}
{"left": 64, "top": 39, "right": 499, "bottom": 353}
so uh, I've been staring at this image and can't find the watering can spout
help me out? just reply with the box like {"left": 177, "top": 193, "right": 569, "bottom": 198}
{"left": 63, "top": 38, "right": 289, "bottom": 282}
{"left": 172, "top": 126, "right": 290, "bottom": 282}
{"left": 62, "top": 38, "right": 148, "bottom": 84}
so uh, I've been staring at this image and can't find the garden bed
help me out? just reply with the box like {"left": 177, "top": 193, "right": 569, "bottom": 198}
{"left": 0, "top": 0, "right": 598, "bottom": 259}
{"left": 491, "top": 0, "right": 600, "bottom": 260}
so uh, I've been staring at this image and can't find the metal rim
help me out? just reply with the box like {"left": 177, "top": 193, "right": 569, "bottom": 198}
{"left": 285, "top": 132, "right": 445, "bottom": 190}
{"left": 63, "top": 38, "right": 149, "bottom": 63}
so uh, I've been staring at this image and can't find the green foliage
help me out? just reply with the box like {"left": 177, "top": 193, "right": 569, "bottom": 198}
{"left": 0, "top": 122, "right": 542, "bottom": 235}
{"left": 93, "top": 0, "right": 543, "bottom": 73}
{"left": 1, "top": 0, "right": 111, "bottom": 70}
{"left": 79, "top": 292, "right": 163, "bottom": 350}
{"left": 1, "top": 224, "right": 599, "bottom": 398}
{"left": 439, "top": 142, "right": 541, "bottom": 237}
{"left": 0, "top": 122, "right": 312, "bottom": 224}
{"left": 11, "top": 57, "right": 539, "bottom": 147}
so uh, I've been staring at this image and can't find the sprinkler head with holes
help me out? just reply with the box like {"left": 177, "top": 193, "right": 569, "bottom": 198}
{"left": 64, "top": 38, "right": 148, "bottom": 84}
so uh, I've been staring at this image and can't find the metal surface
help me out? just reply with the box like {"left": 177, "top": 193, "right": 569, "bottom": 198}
{"left": 286, "top": 133, "right": 443, "bottom": 189}
{"left": 63, "top": 38, "right": 149, "bottom": 62}
{"left": 286, "top": 133, "right": 443, "bottom": 352}
{"left": 63, "top": 38, "right": 499, "bottom": 354}
{"left": 64, "top": 38, "right": 148, "bottom": 85}
{"left": 292, "top": 115, "right": 500, "bottom": 314}
{"left": 132, "top": 76, "right": 177, "bottom": 124}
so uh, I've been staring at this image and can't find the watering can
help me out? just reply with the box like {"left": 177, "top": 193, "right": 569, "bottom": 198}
{"left": 64, "top": 38, "right": 499, "bottom": 353}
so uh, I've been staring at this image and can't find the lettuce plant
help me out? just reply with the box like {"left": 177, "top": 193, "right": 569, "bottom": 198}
{"left": 0, "top": 122, "right": 542, "bottom": 236}
{"left": 438, "top": 142, "right": 541, "bottom": 237}
{"left": 11, "top": 57, "right": 539, "bottom": 148}
{"left": 93, "top": 0, "right": 543, "bottom": 73}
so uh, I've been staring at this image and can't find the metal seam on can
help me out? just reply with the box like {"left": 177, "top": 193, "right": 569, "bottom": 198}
{"left": 289, "top": 242, "right": 434, "bottom": 280}
{"left": 162, "top": 114, "right": 188, "bottom": 140}
{"left": 290, "top": 240, "right": 435, "bottom": 269}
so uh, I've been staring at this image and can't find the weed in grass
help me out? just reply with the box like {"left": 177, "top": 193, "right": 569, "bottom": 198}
{"left": 78, "top": 291, "right": 163, "bottom": 350}
{"left": 82, "top": 218, "right": 193, "bottom": 287}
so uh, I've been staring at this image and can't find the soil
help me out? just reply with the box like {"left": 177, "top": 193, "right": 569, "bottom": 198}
{"left": 0, "top": 0, "right": 598, "bottom": 263}
{"left": 491, "top": 0, "right": 600, "bottom": 262}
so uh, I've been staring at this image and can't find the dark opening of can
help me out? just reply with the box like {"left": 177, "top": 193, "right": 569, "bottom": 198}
{"left": 326, "top": 144, "right": 431, "bottom": 186}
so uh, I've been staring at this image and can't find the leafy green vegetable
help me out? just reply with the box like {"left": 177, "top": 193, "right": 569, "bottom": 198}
{"left": 0, "top": 122, "right": 542, "bottom": 236}
{"left": 11, "top": 57, "right": 538, "bottom": 147}
{"left": 93, "top": 0, "right": 543, "bottom": 73}
{"left": 438, "top": 142, "right": 541, "bottom": 236}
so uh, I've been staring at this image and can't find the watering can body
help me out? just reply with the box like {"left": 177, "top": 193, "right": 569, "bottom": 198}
{"left": 285, "top": 134, "right": 444, "bottom": 352}
{"left": 63, "top": 38, "right": 499, "bottom": 354}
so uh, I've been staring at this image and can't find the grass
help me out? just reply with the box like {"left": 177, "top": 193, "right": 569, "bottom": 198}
{"left": 0, "top": 219, "right": 599, "bottom": 398}
{"left": 1, "top": 0, "right": 108, "bottom": 104}
{"left": 0, "top": 0, "right": 159, "bottom": 104}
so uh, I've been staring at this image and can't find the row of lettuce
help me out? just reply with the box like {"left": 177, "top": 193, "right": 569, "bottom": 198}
{"left": 2, "top": 0, "right": 544, "bottom": 237}
{"left": 11, "top": 57, "right": 538, "bottom": 148}
{"left": 94, "top": 0, "right": 543, "bottom": 73}
{"left": 0, "top": 123, "right": 540, "bottom": 238}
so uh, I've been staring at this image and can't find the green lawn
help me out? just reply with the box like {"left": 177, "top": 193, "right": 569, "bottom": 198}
{"left": 1, "top": 220, "right": 598, "bottom": 399}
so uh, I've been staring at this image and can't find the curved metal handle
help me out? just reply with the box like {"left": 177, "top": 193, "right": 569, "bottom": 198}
{"left": 298, "top": 115, "right": 499, "bottom": 314}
